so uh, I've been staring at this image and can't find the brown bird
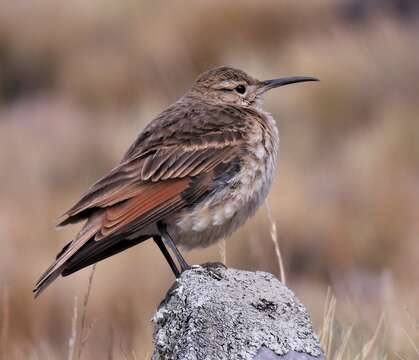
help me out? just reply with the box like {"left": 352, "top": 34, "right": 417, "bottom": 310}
{"left": 34, "top": 66, "right": 317, "bottom": 297}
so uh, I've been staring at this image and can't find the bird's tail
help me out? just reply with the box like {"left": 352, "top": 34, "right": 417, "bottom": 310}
{"left": 34, "top": 217, "right": 150, "bottom": 297}
{"left": 61, "top": 236, "right": 148, "bottom": 277}
{"left": 33, "top": 215, "right": 102, "bottom": 298}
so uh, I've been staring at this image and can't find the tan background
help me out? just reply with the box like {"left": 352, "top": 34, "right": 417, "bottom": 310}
{"left": 0, "top": 1, "right": 418, "bottom": 358}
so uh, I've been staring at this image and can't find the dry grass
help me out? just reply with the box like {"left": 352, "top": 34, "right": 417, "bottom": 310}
{"left": 318, "top": 290, "right": 386, "bottom": 360}
{"left": 0, "top": 287, "right": 9, "bottom": 358}
{"left": 0, "top": 1, "right": 418, "bottom": 358}
{"left": 319, "top": 289, "right": 337, "bottom": 357}
{"left": 218, "top": 238, "right": 227, "bottom": 266}
{"left": 67, "top": 265, "right": 96, "bottom": 360}
{"left": 77, "top": 265, "right": 97, "bottom": 359}
{"left": 265, "top": 201, "right": 286, "bottom": 285}
{"left": 68, "top": 296, "right": 78, "bottom": 360}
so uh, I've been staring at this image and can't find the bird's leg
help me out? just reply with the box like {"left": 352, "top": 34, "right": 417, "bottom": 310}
{"left": 153, "top": 235, "right": 180, "bottom": 277}
{"left": 157, "top": 222, "right": 190, "bottom": 273}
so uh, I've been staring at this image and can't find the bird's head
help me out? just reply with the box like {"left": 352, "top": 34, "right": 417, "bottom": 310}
{"left": 190, "top": 66, "right": 318, "bottom": 108}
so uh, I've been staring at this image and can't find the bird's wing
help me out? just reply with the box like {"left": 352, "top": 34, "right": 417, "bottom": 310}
{"left": 58, "top": 139, "right": 241, "bottom": 228}
{"left": 57, "top": 102, "right": 250, "bottom": 228}
{"left": 34, "top": 103, "right": 253, "bottom": 297}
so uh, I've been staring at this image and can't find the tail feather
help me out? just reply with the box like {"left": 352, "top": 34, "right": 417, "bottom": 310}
{"left": 33, "top": 215, "right": 102, "bottom": 297}
{"left": 34, "top": 217, "right": 150, "bottom": 297}
{"left": 33, "top": 266, "right": 64, "bottom": 298}
{"left": 62, "top": 235, "right": 149, "bottom": 276}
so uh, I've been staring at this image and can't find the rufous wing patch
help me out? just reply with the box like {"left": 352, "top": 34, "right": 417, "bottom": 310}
{"left": 96, "top": 178, "right": 190, "bottom": 239}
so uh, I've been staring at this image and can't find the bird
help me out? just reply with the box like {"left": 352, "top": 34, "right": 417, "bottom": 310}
{"left": 34, "top": 66, "right": 318, "bottom": 297}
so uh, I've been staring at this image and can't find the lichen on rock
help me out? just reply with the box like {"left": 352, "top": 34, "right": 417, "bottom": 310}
{"left": 152, "top": 263, "right": 324, "bottom": 360}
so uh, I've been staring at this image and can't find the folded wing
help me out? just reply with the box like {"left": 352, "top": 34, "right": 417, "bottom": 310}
{"left": 34, "top": 117, "right": 244, "bottom": 296}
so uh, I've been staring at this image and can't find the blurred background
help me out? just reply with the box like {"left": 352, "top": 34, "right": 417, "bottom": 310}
{"left": 0, "top": 0, "right": 418, "bottom": 359}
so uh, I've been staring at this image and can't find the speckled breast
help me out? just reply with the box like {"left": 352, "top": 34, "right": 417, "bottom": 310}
{"left": 169, "top": 110, "right": 279, "bottom": 249}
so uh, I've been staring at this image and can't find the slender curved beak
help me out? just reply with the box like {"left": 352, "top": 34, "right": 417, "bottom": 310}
{"left": 258, "top": 76, "right": 319, "bottom": 94}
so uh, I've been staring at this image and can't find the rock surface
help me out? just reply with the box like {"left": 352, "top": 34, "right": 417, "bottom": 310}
{"left": 152, "top": 263, "right": 324, "bottom": 360}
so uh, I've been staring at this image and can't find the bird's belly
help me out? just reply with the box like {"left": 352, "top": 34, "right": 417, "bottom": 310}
{"left": 168, "top": 151, "right": 277, "bottom": 249}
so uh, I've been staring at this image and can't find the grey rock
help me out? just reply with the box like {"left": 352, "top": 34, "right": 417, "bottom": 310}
{"left": 152, "top": 263, "right": 324, "bottom": 360}
{"left": 255, "top": 348, "right": 325, "bottom": 360}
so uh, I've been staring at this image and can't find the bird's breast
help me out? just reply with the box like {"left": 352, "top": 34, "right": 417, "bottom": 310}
{"left": 170, "top": 110, "right": 279, "bottom": 249}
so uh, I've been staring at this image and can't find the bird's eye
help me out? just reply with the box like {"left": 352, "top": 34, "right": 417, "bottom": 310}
{"left": 234, "top": 85, "right": 246, "bottom": 94}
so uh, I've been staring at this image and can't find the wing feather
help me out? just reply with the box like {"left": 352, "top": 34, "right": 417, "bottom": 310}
{"left": 59, "top": 142, "right": 241, "bottom": 227}
{"left": 35, "top": 103, "right": 252, "bottom": 296}
{"left": 97, "top": 179, "right": 190, "bottom": 239}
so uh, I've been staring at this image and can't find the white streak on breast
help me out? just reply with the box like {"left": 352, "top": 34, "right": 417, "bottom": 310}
{"left": 224, "top": 203, "right": 237, "bottom": 219}
{"left": 191, "top": 214, "right": 210, "bottom": 231}
{"left": 255, "top": 144, "right": 265, "bottom": 159}
{"left": 172, "top": 109, "right": 279, "bottom": 249}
